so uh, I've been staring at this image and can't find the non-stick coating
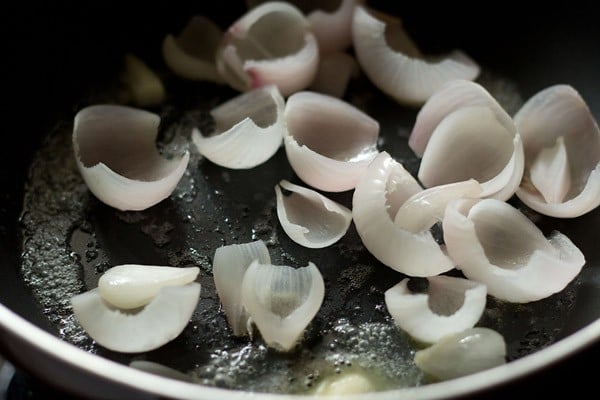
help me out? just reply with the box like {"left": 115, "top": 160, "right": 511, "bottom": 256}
{"left": 2, "top": 1, "right": 600, "bottom": 399}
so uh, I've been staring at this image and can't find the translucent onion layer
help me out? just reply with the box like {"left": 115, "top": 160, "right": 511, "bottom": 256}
{"left": 284, "top": 91, "right": 379, "bottom": 192}
{"left": 73, "top": 105, "right": 189, "bottom": 211}
{"left": 352, "top": 152, "right": 455, "bottom": 276}
{"left": 275, "top": 179, "right": 352, "bottom": 248}
{"left": 443, "top": 198, "right": 586, "bottom": 302}
{"left": 515, "top": 84, "right": 600, "bottom": 217}
{"left": 192, "top": 85, "right": 286, "bottom": 169}
{"left": 385, "top": 275, "right": 487, "bottom": 343}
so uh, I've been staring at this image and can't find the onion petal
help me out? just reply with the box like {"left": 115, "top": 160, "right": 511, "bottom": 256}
{"left": 385, "top": 276, "right": 487, "bottom": 343}
{"left": 352, "top": 7, "right": 479, "bottom": 105}
{"left": 162, "top": 16, "right": 223, "bottom": 82}
{"left": 192, "top": 85, "right": 285, "bottom": 169}
{"left": 241, "top": 261, "right": 324, "bottom": 351}
{"left": 443, "top": 198, "right": 586, "bottom": 302}
{"left": 213, "top": 240, "right": 271, "bottom": 336}
{"left": 71, "top": 283, "right": 200, "bottom": 353}
{"left": 120, "top": 54, "right": 165, "bottom": 107}
{"left": 275, "top": 179, "right": 352, "bottom": 248}
{"left": 352, "top": 152, "right": 455, "bottom": 276}
{"left": 73, "top": 105, "right": 189, "bottom": 211}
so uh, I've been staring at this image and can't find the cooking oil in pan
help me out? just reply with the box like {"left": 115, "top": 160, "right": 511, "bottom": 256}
{"left": 18, "top": 75, "right": 581, "bottom": 393}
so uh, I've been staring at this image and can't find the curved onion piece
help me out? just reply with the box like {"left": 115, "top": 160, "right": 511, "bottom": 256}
{"left": 409, "top": 80, "right": 515, "bottom": 157}
{"left": 73, "top": 105, "right": 190, "bottom": 211}
{"left": 213, "top": 240, "right": 271, "bottom": 336}
{"left": 161, "top": 16, "right": 223, "bottom": 82}
{"left": 352, "top": 7, "right": 479, "bottom": 105}
{"left": 120, "top": 54, "right": 165, "bottom": 107}
{"left": 98, "top": 265, "right": 199, "bottom": 310}
{"left": 216, "top": 2, "right": 319, "bottom": 96}
{"left": 515, "top": 85, "right": 600, "bottom": 217}
{"left": 275, "top": 180, "right": 352, "bottom": 248}
{"left": 308, "top": 0, "right": 363, "bottom": 54}
{"left": 309, "top": 51, "right": 358, "bottom": 98}
{"left": 129, "top": 361, "right": 193, "bottom": 382}
{"left": 284, "top": 91, "right": 379, "bottom": 192}
{"left": 352, "top": 152, "right": 454, "bottom": 276}
{"left": 385, "top": 276, "right": 487, "bottom": 344}
{"left": 241, "top": 261, "right": 324, "bottom": 351}
{"left": 414, "top": 328, "right": 506, "bottom": 381}
{"left": 417, "top": 106, "right": 524, "bottom": 200}
{"left": 71, "top": 284, "right": 200, "bottom": 353}
{"left": 192, "top": 85, "right": 285, "bottom": 169}
{"left": 394, "top": 179, "right": 482, "bottom": 233}
{"left": 443, "top": 198, "right": 586, "bottom": 302}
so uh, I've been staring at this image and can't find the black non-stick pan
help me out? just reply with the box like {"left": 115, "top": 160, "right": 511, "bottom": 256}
{"left": 2, "top": 1, "right": 600, "bottom": 399}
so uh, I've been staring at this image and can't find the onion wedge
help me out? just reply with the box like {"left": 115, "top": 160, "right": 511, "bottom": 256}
{"left": 213, "top": 240, "right": 271, "bottom": 336}
{"left": 192, "top": 85, "right": 285, "bottom": 169}
{"left": 385, "top": 276, "right": 487, "bottom": 343}
{"left": 72, "top": 283, "right": 200, "bottom": 353}
{"left": 275, "top": 180, "right": 352, "bottom": 248}
{"left": 241, "top": 261, "right": 324, "bottom": 351}
{"left": 443, "top": 198, "right": 585, "bottom": 302}
{"left": 73, "top": 105, "right": 189, "bottom": 211}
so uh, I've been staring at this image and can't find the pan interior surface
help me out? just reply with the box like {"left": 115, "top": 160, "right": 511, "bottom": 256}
{"left": 3, "top": 1, "right": 600, "bottom": 398}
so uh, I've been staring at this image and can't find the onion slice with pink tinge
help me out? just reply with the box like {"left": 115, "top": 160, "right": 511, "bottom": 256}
{"left": 385, "top": 276, "right": 487, "bottom": 344}
{"left": 275, "top": 180, "right": 352, "bottom": 248}
{"left": 352, "top": 7, "right": 479, "bottom": 105}
{"left": 308, "top": 0, "right": 363, "bottom": 54}
{"left": 309, "top": 51, "right": 358, "bottom": 98}
{"left": 73, "top": 105, "right": 190, "bottom": 211}
{"left": 352, "top": 152, "right": 455, "bottom": 277}
{"left": 162, "top": 16, "right": 223, "bottom": 82}
{"left": 284, "top": 91, "right": 379, "bottom": 192}
{"left": 72, "top": 283, "right": 200, "bottom": 353}
{"left": 213, "top": 240, "right": 271, "bottom": 337}
{"left": 192, "top": 85, "right": 286, "bottom": 169}
{"left": 515, "top": 84, "right": 600, "bottom": 217}
{"left": 241, "top": 261, "right": 324, "bottom": 351}
{"left": 216, "top": 2, "right": 319, "bottom": 96}
{"left": 414, "top": 328, "right": 507, "bottom": 381}
{"left": 443, "top": 198, "right": 586, "bottom": 302}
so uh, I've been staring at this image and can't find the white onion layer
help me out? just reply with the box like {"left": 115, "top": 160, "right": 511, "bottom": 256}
{"left": 284, "top": 91, "right": 379, "bottom": 192}
{"left": 352, "top": 152, "right": 455, "bottom": 276}
{"left": 98, "top": 265, "right": 199, "bottom": 310}
{"left": 414, "top": 328, "right": 507, "bottom": 381}
{"left": 241, "top": 261, "right": 324, "bottom": 351}
{"left": 385, "top": 276, "right": 487, "bottom": 343}
{"left": 192, "top": 85, "right": 286, "bottom": 169}
{"left": 213, "top": 240, "right": 271, "bottom": 337}
{"left": 417, "top": 105, "right": 524, "bottom": 201}
{"left": 352, "top": 7, "right": 479, "bottom": 105}
{"left": 443, "top": 198, "right": 586, "bottom": 302}
{"left": 409, "top": 80, "right": 516, "bottom": 157}
{"left": 394, "top": 179, "right": 482, "bottom": 233}
{"left": 308, "top": 0, "right": 363, "bottom": 54}
{"left": 309, "top": 51, "right": 358, "bottom": 98}
{"left": 275, "top": 180, "right": 352, "bottom": 248}
{"left": 515, "top": 84, "right": 600, "bottom": 217}
{"left": 71, "top": 283, "right": 200, "bottom": 353}
{"left": 161, "top": 16, "right": 223, "bottom": 82}
{"left": 73, "top": 105, "right": 190, "bottom": 211}
{"left": 216, "top": 2, "right": 319, "bottom": 96}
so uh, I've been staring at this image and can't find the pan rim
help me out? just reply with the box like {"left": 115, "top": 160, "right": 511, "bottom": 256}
{"left": 1, "top": 301, "right": 599, "bottom": 399}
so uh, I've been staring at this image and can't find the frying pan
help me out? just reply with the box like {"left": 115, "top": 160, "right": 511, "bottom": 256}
{"left": 2, "top": 1, "right": 600, "bottom": 398}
